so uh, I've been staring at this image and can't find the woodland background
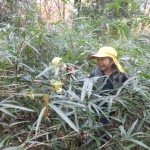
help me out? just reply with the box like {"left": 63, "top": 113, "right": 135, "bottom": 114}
{"left": 0, "top": 0, "right": 150, "bottom": 149}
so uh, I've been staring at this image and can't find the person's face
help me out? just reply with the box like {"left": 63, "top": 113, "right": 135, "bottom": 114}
{"left": 96, "top": 57, "right": 114, "bottom": 71}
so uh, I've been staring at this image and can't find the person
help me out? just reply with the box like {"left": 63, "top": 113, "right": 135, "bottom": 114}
{"left": 90, "top": 46, "right": 128, "bottom": 95}
{"left": 89, "top": 46, "right": 128, "bottom": 126}
{"left": 89, "top": 46, "right": 128, "bottom": 148}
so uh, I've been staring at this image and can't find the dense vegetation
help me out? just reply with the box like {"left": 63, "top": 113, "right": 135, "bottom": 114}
{"left": 0, "top": 0, "right": 150, "bottom": 149}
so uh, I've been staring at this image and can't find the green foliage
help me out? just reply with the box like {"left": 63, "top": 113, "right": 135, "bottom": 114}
{"left": 0, "top": 0, "right": 150, "bottom": 149}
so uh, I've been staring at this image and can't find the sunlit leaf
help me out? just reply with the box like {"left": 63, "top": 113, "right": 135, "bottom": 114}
{"left": 53, "top": 101, "right": 86, "bottom": 108}
{"left": 49, "top": 104, "right": 79, "bottom": 133}
{"left": 81, "top": 78, "right": 89, "bottom": 102}
{"left": 127, "top": 119, "right": 138, "bottom": 136}
{"left": 3, "top": 147, "right": 24, "bottom": 150}
{"left": 0, "top": 104, "right": 34, "bottom": 112}
{"left": 0, "top": 108, "right": 15, "bottom": 117}
{"left": 128, "top": 139, "right": 150, "bottom": 150}
{"left": 35, "top": 107, "right": 46, "bottom": 135}
{"left": 36, "top": 66, "right": 53, "bottom": 78}
{"left": 88, "top": 79, "right": 93, "bottom": 99}
{"left": 25, "top": 41, "right": 40, "bottom": 55}
{"left": 119, "top": 126, "right": 127, "bottom": 137}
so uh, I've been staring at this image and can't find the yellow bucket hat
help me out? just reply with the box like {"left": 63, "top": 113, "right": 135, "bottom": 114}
{"left": 91, "top": 46, "right": 124, "bottom": 72}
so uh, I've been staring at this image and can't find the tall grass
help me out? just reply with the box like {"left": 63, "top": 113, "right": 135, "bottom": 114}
{"left": 0, "top": 0, "right": 150, "bottom": 149}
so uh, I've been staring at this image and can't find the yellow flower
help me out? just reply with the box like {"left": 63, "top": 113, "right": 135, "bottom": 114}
{"left": 51, "top": 57, "right": 62, "bottom": 65}
{"left": 50, "top": 80, "right": 63, "bottom": 93}
{"left": 26, "top": 93, "right": 34, "bottom": 99}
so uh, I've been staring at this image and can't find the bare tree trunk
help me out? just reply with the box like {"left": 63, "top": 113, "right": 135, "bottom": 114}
{"left": 74, "top": 0, "right": 81, "bottom": 16}
{"left": 95, "top": 0, "right": 100, "bottom": 13}
{"left": 141, "top": 0, "right": 149, "bottom": 31}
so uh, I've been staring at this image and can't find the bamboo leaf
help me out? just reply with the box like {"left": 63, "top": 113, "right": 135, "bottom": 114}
{"left": 119, "top": 126, "right": 127, "bottom": 137}
{"left": 107, "top": 97, "right": 113, "bottom": 115}
{"left": 36, "top": 66, "right": 53, "bottom": 78}
{"left": 0, "top": 137, "right": 9, "bottom": 148}
{"left": 53, "top": 101, "right": 86, "bottom": 108}
{"left": 67, "top": 90, "right": 81, "bottom": 101}
{"left": 0, "top": 108, "right": 15, "bottom": 117}
{"left": 0, "top": 104, "right": 34, "bottom": 112}
{"left": 49, "top": 104, "right": 79, "bottom": 133}
{"left": 81, "top": 78, "right": 89, "bottom": 102}
{"left": 128, "top": 139, "right": 150, "bottom": 150}
{"left": 74, "top": 109, "right": 79, "bottom": 129}
{"left": 9, "top": 121, "right": 30, "bottom": 127}
{"left": 35, "top": 107, "right": 46, "bottom": 136}
{"left": 25, "top": 41, "right": 40, "bottom": 55}
{"left": 19, "top": 63, "right": 35, "bottom": 73}
{"left": 3, "top": 147, "right": 24, "bottom": 150}
{"left": 127, "top": 119, "right": 138, "bottom": 136}
{"left": 90, "top": 103, "right": 110, "bottom": 122}
{"left": 88, "top": 79, "right": 93, "bottom": 99}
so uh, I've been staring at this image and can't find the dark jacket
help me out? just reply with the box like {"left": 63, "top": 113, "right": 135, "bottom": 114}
{"left": 90, "top": 66, "right": 128, "bottom": 124}
{"left": 90, "top": 66, "right": 128, "bottom": 94}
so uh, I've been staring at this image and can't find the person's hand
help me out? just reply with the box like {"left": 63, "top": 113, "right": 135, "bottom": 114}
{"left": 67, "top": 66, "right": 75, "bottom": 72}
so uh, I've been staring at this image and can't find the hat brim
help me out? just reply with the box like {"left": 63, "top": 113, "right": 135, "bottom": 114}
{"left": 90, "top": 54, "right": 108, "bottom": 58}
